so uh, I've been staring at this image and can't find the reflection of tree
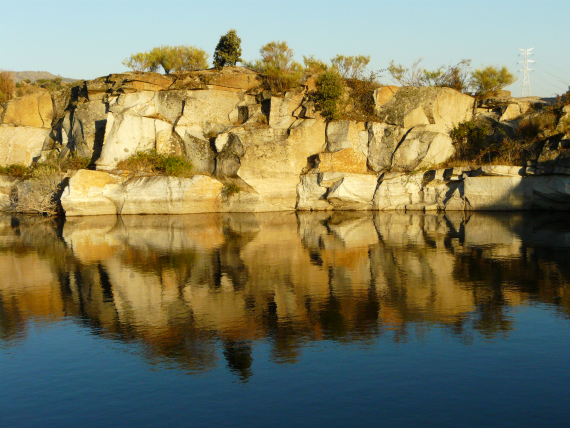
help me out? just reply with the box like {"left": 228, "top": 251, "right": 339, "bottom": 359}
{"left": 0, "top": 294, "right": 26, "bottom": 345}
{"left": 2, "top": 211, "right": 570, "bottom": 378}
{"left": 223, "top": 340, "right": 253, "bottom": 382}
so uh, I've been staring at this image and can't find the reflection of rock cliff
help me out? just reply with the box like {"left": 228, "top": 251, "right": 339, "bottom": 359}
{"left": 2, "top": 212, "right": 570, "bottom": 376}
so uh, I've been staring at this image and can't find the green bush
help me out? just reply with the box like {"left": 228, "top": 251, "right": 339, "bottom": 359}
{"left": 312, "top": 71, "right": 344, "bottom": 121}
{"left": 222, "top": 182, "right": 240, "bottom": 199}
{"left": 303, "top": 55, "right": 328, "bottom": 74}
{"left": 122, "top": 52, "right": 158, "bottom": 72}
{"left": 0, "top": 164, "right": 29, "bottom": 178}
{"left": 448, "top": 120, "right": 537, "bottom": 165}
{"left": 117, "top": 150, "right": 193, "bottom": 177}
{"left": 213, "top": 29, "right": 243, "bottom": 70}
{"left": 387, "top": 58, "right": 471, "bottom": 92}
{"left": 470, "top": 65, "right": 516, "bottom": 97}
{"left": 516, "top": 112, "right": 558, "bottom": 141}
{"left": 330, "top": 55, "right": 370, "bottom": 80}
{"left": 123, "top": 45, "right": 209, "bottom": 74}
{"left": 0, "top": 155, "right": 91, "bottom": 179}
{"left": 245, "top": 41, "right": 303, "bottom": 93}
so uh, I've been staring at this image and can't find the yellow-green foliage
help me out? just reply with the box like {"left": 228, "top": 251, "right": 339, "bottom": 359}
{"left": 0, "top": 164, "right": 29, "bottom": 178}
{"left": 0, "top": 156, "right": 91, "bottom": 179}
{"left": 117, "top": 150, "right": 193, "bottom": 177}
{"left": 0, "top": 70, "right": 15, "bottom": 103}
{"left": 470, "top": 65, "right": 516, "bottom": 97}
{"left": 245, "top": 41, "right": 303, "bottom": 92}
{"left": 14, "top": 77, "right": 68, "bottom": 96}
{"left": 387, "top": 58, "right": 471, "bottom": 92}
{"left": 330, "top": 55, "right": 370, "bottom": 80}
{"left": 122, "top": 52, "right": 158, "bottom": 72}
{"left": 303, "top": 55, "right": 328, "bottom": 74}
{"left": 123, "top": 45, "right": 209, "bottom": 74}
{"left": 221, "top": 182, "right": 240, "bottom": 199}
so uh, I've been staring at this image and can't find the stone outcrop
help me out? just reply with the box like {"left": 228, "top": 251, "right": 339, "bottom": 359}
{"left": 3, "top": 68, "right": 570, "bottom": 215}
{"left": 1, "top": 92, "right": 54, "bottom": 128}
{"left": 61, "top": 169, "right": 260, "bottom": 216}
{"left": 375, "top": 86, "right": 474, "bottom": 132}
{"left": 0, "top": 125, "right": 50, "bottom": 167}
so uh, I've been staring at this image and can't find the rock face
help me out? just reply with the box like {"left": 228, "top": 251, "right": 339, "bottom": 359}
{"left": 0, "top": 125, "right": 50, "bottom": 167}
{"left": 96, "top": 114, "right": 173, "bottom": 169}
{"left": 375, "top": 86, "right": 474, "bottom": 132}
{"left": 4, "top": 69, "right": 570, "bottom": 215}
{"left": 61, "top": 169, "right": 260, "bottom": 216}
{"left": 1, "top": 92, "right": 54, "bottom": 128}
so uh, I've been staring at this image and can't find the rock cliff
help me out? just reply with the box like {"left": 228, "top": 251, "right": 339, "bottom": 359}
{"left": 1, "top": 67, "right": 570, "bottom": 215}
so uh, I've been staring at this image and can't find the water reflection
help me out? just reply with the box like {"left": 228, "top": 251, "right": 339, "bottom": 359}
{"left": 2, "top": 211, "right": 570, "bottom": 379}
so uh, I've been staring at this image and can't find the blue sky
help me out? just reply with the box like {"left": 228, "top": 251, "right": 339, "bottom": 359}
{"left": 1, "top": 0, "right": 569, "bottom": 97}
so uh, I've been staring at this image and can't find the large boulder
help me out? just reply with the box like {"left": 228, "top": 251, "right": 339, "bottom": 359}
{"left": 104, "top": 175, "right": 224, "bottom": 215}
{"left": 0, "top": 125, "right": 50, "bottom": 166}
{"left": 176, "top": 89, "right": 243, "bottom": 130}
{"left": 177, "top": 129, "right": 216, "bottom": 174}
{"left": 366, "top": 122, "right": 407, "bottom": 172}
{"left": 375, "top": 87, "right": 474, "bottom": 133}
{"left": 215, "top": 133, "right": 245, "bottom": 176}
{"left": 296, "top": 174, "right": 331, "bottom": 211}
{"left": 528, "top": 175, "right": 570, "bottom": 210}
{"left": 325, "top": 173, "right": 378, "bottom": 210}
{"left": 95, "top": 113, "right": 172, "bottom": 169}
{"left": 60, "top": 169, "right": 123, "bottom": 216}
{"left": 297, "top": 172, "right": 378, "bottom": 210}
{"left": 325, "top": 120, "right": 367, "bottom": 153}
{"left": 2, "top": 92, "right": 54, "bottom": 128}
{"left": 373, "top": 85, "right": 399, "bottom": 108}
{"left": 61, "top": 170, "right": 260, "bottom": 215}
{"left": 66, "top": 100, "right": 108, "bottom": 159}
{"left": 391, "top": 126, "right": 455, "bottom": 170}
{"left": 310, "top": 148, "right": 368, "bottom": 174}
{"left": 108, "top": 91, "right": 157, "bottom": 117}
{"left": 373, "top": 172, "right": 426, "bottom": 210}
{"left": 268, "top": 91, "right": 304, "bottom": 129}
{"left": 463, "top": 176, "right": 527, "bottom": 210}
{"left": 233, "top": 118, "right": 326, "bottom": 211}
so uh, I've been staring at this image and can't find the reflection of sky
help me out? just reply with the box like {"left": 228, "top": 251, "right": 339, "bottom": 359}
{"left": 1, "top": 304, "right": 569, "bottom": 428}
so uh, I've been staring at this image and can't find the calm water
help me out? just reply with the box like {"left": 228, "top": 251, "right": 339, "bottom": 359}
{"left": 1, "top": 211, "right": 570, "bottom": 428}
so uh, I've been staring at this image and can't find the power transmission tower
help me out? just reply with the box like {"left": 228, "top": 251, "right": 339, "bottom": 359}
{"left": 518, "top": 48, "right": 534, "bottom": 97}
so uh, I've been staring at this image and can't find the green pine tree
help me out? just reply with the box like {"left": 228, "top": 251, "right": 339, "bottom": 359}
{"left": 213, "top": 29, "right": 243, "bottom": 70}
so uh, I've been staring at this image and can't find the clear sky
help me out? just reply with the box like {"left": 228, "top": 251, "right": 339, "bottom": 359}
{"left": 1, "top": 0, "right": 569, "bottom": 97}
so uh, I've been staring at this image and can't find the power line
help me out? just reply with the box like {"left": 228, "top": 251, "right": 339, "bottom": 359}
{"left": 518, "top": 48, "right": 534, "bottom": 97}
{"left": 530, "top": 79, "right": 560, "bottom": 97}
{"left": 533, "top": 55, "right": 570, "bottom": 77}
{"left": 532, "top": 63, "right": 570, "bottom": 86}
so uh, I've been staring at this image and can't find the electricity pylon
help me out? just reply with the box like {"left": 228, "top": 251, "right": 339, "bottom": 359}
{"left": 518, "top": 48, "right": 534, "bottom": 97}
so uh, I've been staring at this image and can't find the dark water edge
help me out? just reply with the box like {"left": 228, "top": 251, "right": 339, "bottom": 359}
{"left": 1, "top": 211, "right": 570, "bottom": 428}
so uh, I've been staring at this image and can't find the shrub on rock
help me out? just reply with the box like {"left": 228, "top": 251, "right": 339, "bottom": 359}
{"left": 313, "top": 71, "right": 344, "bottom": 121}
{"left": 470, "top": 65, "right": 516, "bottom": 97}
{"left": 245, "top": 41, "right": 303, "bottom": 92}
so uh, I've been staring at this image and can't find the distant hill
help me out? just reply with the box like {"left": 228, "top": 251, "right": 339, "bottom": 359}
{"left": 13, "top": 71, "right": 79, "bottom": 83}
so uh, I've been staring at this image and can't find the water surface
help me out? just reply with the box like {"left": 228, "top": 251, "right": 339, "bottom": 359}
{"left": 1, "top": 211, "right": 570, "bottom": 427}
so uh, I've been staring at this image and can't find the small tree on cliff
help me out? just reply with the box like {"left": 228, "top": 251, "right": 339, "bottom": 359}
{"left": 213, "top": 29, "right": 243, "bottom": 70}
{"left": 470, "top": 65, "right": 516, "bottom": 97}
